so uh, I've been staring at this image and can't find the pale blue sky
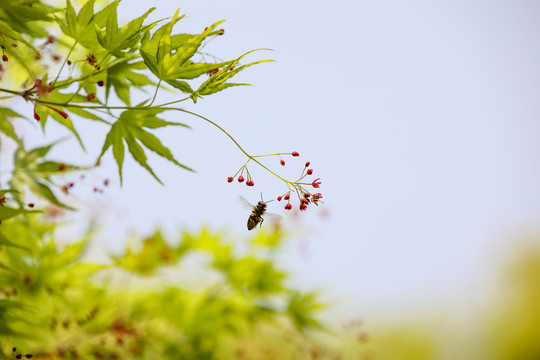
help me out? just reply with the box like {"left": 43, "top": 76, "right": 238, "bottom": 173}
{"left": 4, "top": 0, "right": 540, "bottom": 321}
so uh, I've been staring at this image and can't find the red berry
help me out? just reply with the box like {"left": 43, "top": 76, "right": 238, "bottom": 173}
{"left": 284, "top": 194, "right": 290, "bottom": 200}
{"left": 291, "top": 151, "right": 300, "bottom": 157}
{"left": 280, "top": 160, "right": 285, "bottom": 166}
{"left": 305, "top": 162, "right": 310, "bottom": 167}
{"left": 2, "top": 55, "right": 8, "bottom": 62}
{"left": 227, "top": 177, "right": 233, "bottom": 183}
{"left": 285, "top": 204, "right": 292, "bottom": 210}
{"left": 307, "top": 169, "right": 313, "bottom": 175}
{"left": 238, "top": 175, "right": 245, "bottom": 183}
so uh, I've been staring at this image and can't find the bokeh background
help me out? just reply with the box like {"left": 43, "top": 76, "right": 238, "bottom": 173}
{"left": 5, "top": 0, "right": 540, "bottom": 355}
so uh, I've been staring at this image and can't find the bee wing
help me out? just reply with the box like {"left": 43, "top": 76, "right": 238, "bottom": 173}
{"left": 239, "top": 196, "right": 255, "bottom": 210}
{"left": 264, "top": 212, "right": 282, "bottom": 222}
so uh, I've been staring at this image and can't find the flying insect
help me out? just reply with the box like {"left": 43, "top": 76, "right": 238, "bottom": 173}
{"left": 241, "top": 193, "right": 274, "bottom": 230}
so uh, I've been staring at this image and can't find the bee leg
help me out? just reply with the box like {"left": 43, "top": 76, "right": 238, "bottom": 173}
{"left": 259, "top": 218, "right": 264, "bottom": 228}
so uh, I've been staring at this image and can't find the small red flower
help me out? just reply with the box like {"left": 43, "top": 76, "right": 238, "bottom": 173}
{"left": 277, "top": 196, "right": 282, "bottom": 201}
{"left": 311, "top": 193, "right": 323, "bottom": 206}
{"left": 285, "top": 204, "right": 292, "bottom": 210}
{"left": 86, "top": 93, "right": 96, "bottom": 102}
{"left": 280, "top": 160, "right": 285, "bottom": 166}
{"left": 246, "top": 180, "right": 254, "bottom": 186}
{"left": 227, "top": 177, "right": 234, "bottom": 183}
{"left": 307, "top": 169, "right": 313, "bottom": 175}
{"left": 238, "top": 175, "right": 245, "bottom": 183}
{"left": 305, "top": 162, "right": 310, "bottom": 167}
{"left": 304, "top": 193, "right": 311, "bottom": 199}
{"left": 291, "top": 151, "right": 300, "bottom": 157}
{"left": 301, "top": 198, "right": 309, "bottom": 205}
{"left": 284, "top": 194, "right": 290, "bottom": 200}
{"left": 299, "top": 203, "right": 307, "bottom": 211}
{"left": 311, "top": 178, "right": 321, "bottom": 188}
{"left": 33, "top": 108, "right": 40, "bottom": 121}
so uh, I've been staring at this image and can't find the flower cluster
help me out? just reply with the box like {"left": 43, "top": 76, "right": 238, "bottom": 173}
{"left": 277, "top": 160, "right": 323, "bottom": 211}
{"left": 226, "top": 151, "right": 323, "bottom": 211}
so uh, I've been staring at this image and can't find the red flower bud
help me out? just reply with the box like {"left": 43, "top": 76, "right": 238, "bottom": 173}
{"left": 246, "top": 180, "right": 254, "bottom": 186}
{"left": 291, "top": 151, "right": 300, "bottom": 157}
{"left": 300, "top": 203, "right": 308, "bottom": 211}
{"left": 25, "top": 355, "right": 33, "bottom": 359}
{"left": 16, "top": 354, "right": 22, "bottom": 359}
{"left": 58, "top": 163, "right": 67, "bottom": 171}
{"left": 307, "top": 169, "right": 313, "bottom": 175}
{"left": 238, "top": 175, "right": 245, "bottom": 183}
{"left": 28, "top": 203, "right": 35, "bottom": 208}
{"left": 301, "top": 198, "right": 309, "bottom": 205}
{"left": 277, "top": 196, "right": 282, "bottom": 201}
{"left": 12, "top": 348, "right": 16, "bottom": 352}
{"left": 305, "top": 162, "right": 310, "bottom": 167}
{"left": 227, "top": 177, "right": 234, "bottom": 183}
{"left": 284, "top": 194, "right": 290, "bottom": 200}
{"left": 34, "top": 110, "right": 40, "bottom": 121}
{"left": 285, "top": 204, "right": 292, "bottom": 210}
{"left": 280, "top": 160, "right": 285, "bottom": 166}
{"left": 2, "top": 55, "right": 8, "bottom": 62}
{"left": 67, "top": 60, "right": 72, "bottom": 65}
{"left": 97, "top": 80, "right": 104, "bottom": 87}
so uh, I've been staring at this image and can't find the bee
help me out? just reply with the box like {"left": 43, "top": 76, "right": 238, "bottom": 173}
{"left": 243, "top": 193, "right": 274, "bottom": 230}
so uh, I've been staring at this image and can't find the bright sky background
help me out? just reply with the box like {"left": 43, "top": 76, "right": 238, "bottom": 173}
{"left": 4, "top": 0, "right": 540, "bottom": 323}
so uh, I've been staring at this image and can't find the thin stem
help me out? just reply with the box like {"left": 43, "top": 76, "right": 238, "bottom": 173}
{"left": 52, "top": 40, "right": 78, "bottom": 87}
{"left": 148, "top": 79, "right": 162, "bottom": 107}
{"left": 23, "top": 97, "right": 296, "bottom": 185}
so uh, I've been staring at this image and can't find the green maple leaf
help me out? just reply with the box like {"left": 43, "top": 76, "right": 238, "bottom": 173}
{"left": 96, "top": 108, "right": 192, "bottom": 185}
{"left": 0, "top": 107, "right": 24, "bottom": 144}
{"left": 59, "top": 0, "right": 100, "bottom": 48}
{"left": 191, "top": 48, "right": 274, "bottom": 103}
{"left": 106, "top": 61, "right": 155, "bottom": 105}
{"left": 9, "top": 142, "right": 82, "bottom": 209}
{"left": 95, "top": 1, "right": 156, "bottom": 57}
{"left": 139, "top": 9, "right": 231, "bottom": 93}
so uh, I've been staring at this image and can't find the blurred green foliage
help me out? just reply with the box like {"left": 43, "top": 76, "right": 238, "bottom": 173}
{"left": 0, "top": 215, "right": 368, "bottom": 359}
